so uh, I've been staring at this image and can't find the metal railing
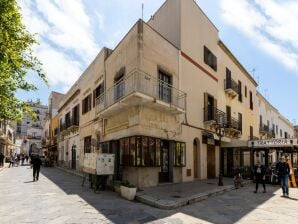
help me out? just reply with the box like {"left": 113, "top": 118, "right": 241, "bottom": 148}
{"left": 224, "top": 78, "right": 239, "bottom": 93}
{"left": 95, "top": 70, "right": 186, "bottom": 113}
{"left": 259, "top": 124, "right": 269, "bottom": 133}
{"left": 204, "top": 107, "right": 241, "bottom": 131}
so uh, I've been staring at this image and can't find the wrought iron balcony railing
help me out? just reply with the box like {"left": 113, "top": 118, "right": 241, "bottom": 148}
{"left": 96, "top": 70, "right": 186, "bottom": 113}
{"left": 204, "top": 107, "right": 241, "bottom": 131}
{"left": 224, "top": 78, "right": 239, "bottom": 94}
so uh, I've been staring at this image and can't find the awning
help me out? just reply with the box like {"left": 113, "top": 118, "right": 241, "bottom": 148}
{"left": 248, "top": 138, "right": 298, "bottom": 148}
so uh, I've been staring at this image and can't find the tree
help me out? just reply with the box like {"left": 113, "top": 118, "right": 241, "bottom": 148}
{"left": 0, "top": 0, "right": 47, "bottom": 121}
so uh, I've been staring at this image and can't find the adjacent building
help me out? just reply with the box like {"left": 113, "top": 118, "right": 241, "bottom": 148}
{"left": 16, "top": 100, "right": 47, "bottom": 155}
{"left": 53, "top": 0, "right": 295, "bottom": 187}
{"left": 0, "top": 121, "right": 16, "bottom": 161}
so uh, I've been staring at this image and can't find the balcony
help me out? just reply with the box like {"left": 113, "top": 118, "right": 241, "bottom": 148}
{"left": 259, "top": 124, "right": 269, "bottom": 136}
{"left": 204, "top": 107, "right": 241, "bottom": 137}
{"left": 95, "top": 70, "right": 186, "bottom": 116}
{"left": 224, "top": 78, "right": 239, "bottom": 99}
{"left": 59, "top": 117, "right": 79, "bottom": 135}
{"left": 27, "top": 135, "right": 42, "bottom": 140}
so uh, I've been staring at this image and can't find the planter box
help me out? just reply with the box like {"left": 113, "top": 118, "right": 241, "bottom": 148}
{"left": 120, "top": 185, "right": 137, "bottom": 201}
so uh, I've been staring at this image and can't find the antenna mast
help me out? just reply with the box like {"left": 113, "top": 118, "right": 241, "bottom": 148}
{"left": 142, "top": 3, "right": 144, "bottom": 21}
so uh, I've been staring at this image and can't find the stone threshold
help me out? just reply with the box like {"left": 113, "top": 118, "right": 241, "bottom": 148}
{"left": 136, "top": 180, "right": 251, "bottom": 210}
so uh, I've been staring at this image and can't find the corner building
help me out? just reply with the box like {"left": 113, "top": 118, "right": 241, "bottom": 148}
{"left": 56, "top": 0, "right": 294, "bottom": 187}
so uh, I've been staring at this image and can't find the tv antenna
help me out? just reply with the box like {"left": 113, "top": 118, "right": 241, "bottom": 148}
{"left": 142, "top": 2, "right": 144, "bottom": 20}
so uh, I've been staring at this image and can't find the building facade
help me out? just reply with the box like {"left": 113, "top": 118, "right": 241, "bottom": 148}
{"left": 16, "top": 101, "right": 47, "bottom": 155}
{"left": 0, "top": 121, "right": 16, "bottom": 161}
{"left": 54, "top": 0, "right": 295, "bottom": 187}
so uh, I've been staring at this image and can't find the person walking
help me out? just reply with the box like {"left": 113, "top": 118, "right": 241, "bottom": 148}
{"left": 21, "top": 154, "right": 25, "bottom": 166}
{"left": 32, "top": 155, "right": 42, "bottom": 182}
{"left": 8, "top": 154, "right": 14, "bottom": 168}
{"left": 0, "top": 152, "right": 4, "bottom": 167}
{"left": 277, "top": 156, "right": 290, "bottom": 197}
{"left": 25, "top": 155, "right": 29, "bottom": 164}
{"left": 254, "top": 161, "right": 266, "bottom": 193}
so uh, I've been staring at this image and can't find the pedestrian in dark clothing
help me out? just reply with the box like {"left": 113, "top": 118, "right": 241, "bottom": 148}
{"left": 276, "top": 156, "right": 290, "bottom": 197}
{"left": 21, "top": 154, "right": 25, "bottom": 166}
{"left": 32, "top": 155, "right": 42, "bottom": 181}
{"left": 254, "top": 161, "right": 266, "bottom": 193}
{"left": 0, "top": 153, "right": 4, "bottom": 167}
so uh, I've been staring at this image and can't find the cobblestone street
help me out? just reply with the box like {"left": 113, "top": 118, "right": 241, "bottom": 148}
{"left": 0, "top": 165, "right": 298, "bottom": 224}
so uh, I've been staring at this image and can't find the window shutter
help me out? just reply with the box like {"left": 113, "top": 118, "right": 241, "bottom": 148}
{"left": 204, "top": 93, "right": 208, "bottom": 121}
{"left": 93, "top": 90, "right": 96, "bottom": 108}
{"left": 213, "top": 98, "right": 217, "bottom": 122}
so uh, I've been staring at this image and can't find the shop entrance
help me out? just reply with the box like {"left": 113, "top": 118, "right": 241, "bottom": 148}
{"left": 193, "top": 138, "right": 200, "bottom": 179}
{"left": 159, "top": 140, "right": 170, "bottom": 183}
{"left": 71, "top": 145, "right": 76, "bottom": 170}
{"left": 207, "top": 145, "right": 216, "bottom": 178}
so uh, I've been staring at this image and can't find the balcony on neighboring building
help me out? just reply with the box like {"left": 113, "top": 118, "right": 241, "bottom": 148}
{"left": 224, "top": 78, "right": 239, "bottom": 99}
{"left": 59, "top": 116, "right": 79, "bottom": 136}
{"left": 259, "top": 124, "right": 269, "bottom": 136}
{"left": 27, "top": 135, "right": 42, "bottom": 140}
{"left": 95, "top": 70, "right": 186, "bottom": 116}
{"left": 204, "top": 106, "right": 242, "bottom": 138}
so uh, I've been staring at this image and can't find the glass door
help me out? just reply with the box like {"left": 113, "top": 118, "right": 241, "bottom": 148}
{"left": 159, "top": 140, "right": 169, "bottom": 183}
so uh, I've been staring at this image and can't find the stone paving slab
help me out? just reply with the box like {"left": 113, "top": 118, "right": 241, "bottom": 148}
{"left": 136, "top": 178, "right": 251, "bottom": 209}
{"left": 1, "top": 165, "right": 298, "bottom": 224}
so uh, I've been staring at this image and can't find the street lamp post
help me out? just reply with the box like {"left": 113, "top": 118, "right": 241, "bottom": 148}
{"left": 215, "top": 124, "right": 225, "bottom": 186}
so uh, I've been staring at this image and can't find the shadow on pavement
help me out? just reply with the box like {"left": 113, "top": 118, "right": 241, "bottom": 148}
{"left": 24, "top": 181, "right": 34, "bottom": 183}
{"left": 40, "top": 167, "right": 282, "bottom": 224}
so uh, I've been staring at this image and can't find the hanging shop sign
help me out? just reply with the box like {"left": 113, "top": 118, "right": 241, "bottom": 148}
{"left": 248, "top": 138, "right": 298, "bottom": 148}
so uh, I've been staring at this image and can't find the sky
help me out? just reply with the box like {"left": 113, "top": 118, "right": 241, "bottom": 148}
{"left": 17, "top": 0, "right": 298, "bottom": 124}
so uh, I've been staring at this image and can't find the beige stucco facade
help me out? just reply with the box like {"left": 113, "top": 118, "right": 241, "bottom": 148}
{"left": 53, "top": 0, "right": 295, "bottom": 187}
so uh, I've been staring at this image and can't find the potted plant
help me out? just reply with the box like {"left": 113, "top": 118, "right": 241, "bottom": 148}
{"left": 120, "top": 180, "right": 137, "bottom": 201}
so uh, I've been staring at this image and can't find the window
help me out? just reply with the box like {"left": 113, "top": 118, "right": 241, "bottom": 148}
{"left": 120, "top": 138, "right": 129, "bottom": 165}
{"left": 238, "top": 81, "right": 242, "bottom": 102}
{"left": 65, "top": 112, "right": 71, "bottom": 128}
{"left": 285, "top": 132, "right": 288, "bottom": 139}
{"left": 204, "top": 46, "right": 217, "bottom": 71}
{"left": 84, "top": 136, "right": 92, "bottom": 153}
{"left": 280, "top": 129, "right": 283, "bottom": 138}
{"left": 250, "top": 126, "right": 253, "bottom": 140}
{"left": 93, "top": 83, "right": 104, "bottom": 107}
{"left": 174, "top": 142, "right": 186, "bottom": 166}
{"left": 238, "top": 113, "right": 242, "bottom": 132}
{"left": 249, "top": 91, "right": 253, "bottom": 110}
{"left": 72, "top": 104, "right": 79, "bottom": 125}
{"left": 82, "top": 94, "right": 92, "bottom": 114}
{"left": 158, "top": 70, "right": 172, "bottom": 103}
{"left": 119, "top": 136, "right": 164, "bottom": 167}
{"left": 114, "top": 74, "right": 124, "bottom": 100}
{"left": 204, "top": 93, "right": 217, "bottom": 121}
{"left": 245, "top": 86, "right": 247, "bottom": 98}
{"left": 276, "top": 125, "right": 278, "bottom": 134}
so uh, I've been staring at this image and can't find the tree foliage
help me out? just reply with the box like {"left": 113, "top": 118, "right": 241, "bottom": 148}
{"left": 0, "top": 0, "right": 47, "bottom": 121}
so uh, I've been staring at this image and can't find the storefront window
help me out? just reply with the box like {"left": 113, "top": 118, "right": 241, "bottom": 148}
{"left": 120, "top": 138, "right": 129, "bottom": 165}
{"left": 130, "top": 137, "right": 136, "bottom": 165}
{"left": 174, "top": 142, "right": 186, "bottom": 166}
{"left": 142, "top": 137, "right": 150, "bottom": 166}
{"left": 156, "top": 139, "right": 161, "bottom": 166}
{"left": 136, "top": 137, "right": 142, "bottom": 166}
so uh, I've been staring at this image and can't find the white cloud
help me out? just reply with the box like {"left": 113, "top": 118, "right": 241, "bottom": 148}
{"left": 36, "top": 43, "right": 83, "bottom": 91}
{"left": 35, "top": 0, "right": 99, "bottom": 63}
{"left": 220, "top": 0, "right": 298, "bottom": 72}
{"left": 19, "top": 0, "right": 99, "bottom": 92}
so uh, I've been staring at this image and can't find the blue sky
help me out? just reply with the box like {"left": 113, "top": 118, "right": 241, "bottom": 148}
{"left": 18, "top": 0, "right": 298, "bottom": 124}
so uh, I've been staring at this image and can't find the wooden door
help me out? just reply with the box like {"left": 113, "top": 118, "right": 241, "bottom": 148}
{"left": 193, "top": 141, "right": 198, "bottom": 178}
{"left": 207, "top": 145, "right": 216, "bottom": 178}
